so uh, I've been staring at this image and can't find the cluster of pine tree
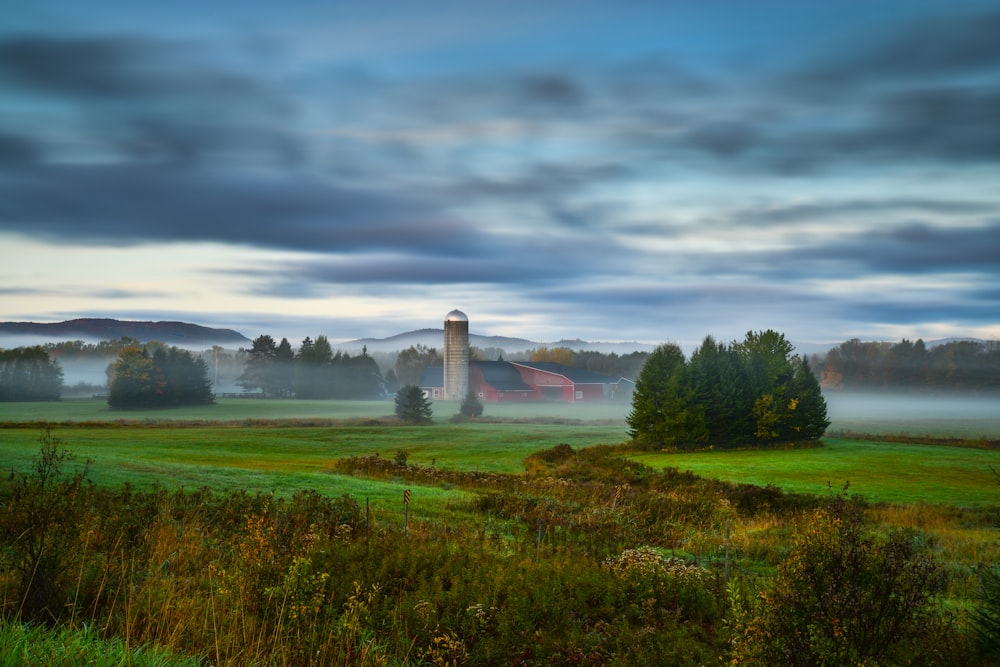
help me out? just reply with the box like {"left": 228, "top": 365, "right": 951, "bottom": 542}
{"left": 628, "top": 330, "right": 829, "bottom": 449}
{"left": 108, "top": 345, "right": 213, "bottom": 409}
{"left": 0, "top": 347, "right": 63, "bottom": 402}
{"left": 238, "top": 335, "right": 383, "bottom": 399}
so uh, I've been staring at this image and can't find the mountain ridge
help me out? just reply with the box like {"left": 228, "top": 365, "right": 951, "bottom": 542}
{"left": 0, "top": 318, "right": 251, "bottom": 347}
{"left": 1, "top": 319, "right": 989, "bottom": 357}
{"left": 339, "top": 330, "right": 656, "bottom": 355}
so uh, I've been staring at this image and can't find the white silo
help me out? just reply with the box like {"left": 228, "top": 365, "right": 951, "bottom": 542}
{"left": 443, "top": 309, "right": 469, "bottom": 401}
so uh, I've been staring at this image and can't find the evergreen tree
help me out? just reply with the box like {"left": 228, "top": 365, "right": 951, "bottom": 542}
{"left": 688, "top": 336, "right": 753, "bottom": 445}
{"left": 171, "top": 348, "right": 213, "bottom": 405}
{"left": 237, "top": 335, "right": 279, "bottom": 395}
{"left": 294, "top": 337, "right": 318, "bottom": 398}
{"left": 784, "top": 355, "right": 830, "bottom": 440}
{"left": 395, "top": 384, "right": 433, "bottom": 424}
{"left": 274, "top": 338, "right": 295, "bottom": 397}
{"left": 629, "top": 331, "right": 829, "bottom": 448}
{"left": 347, "top": 348, "right": 383, "bottom": 399}
{"left": 627, "top": 343, "right": 700, "bottom": 447}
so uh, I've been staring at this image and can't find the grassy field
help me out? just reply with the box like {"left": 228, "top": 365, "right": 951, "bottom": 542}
{"left": 2, "top": 397, "right": 999, "bottom": 665}
{"left": 2, "top": 397, "right": 999, "bottom": 509}
{"left": 0, "top": 397, "right": 633, "bottom": 425}
{"left": 0, "top": 415, "right": 627, "bottom": 524}
{"left": 629, "top": 438, "right": 1000, "bottom": 507}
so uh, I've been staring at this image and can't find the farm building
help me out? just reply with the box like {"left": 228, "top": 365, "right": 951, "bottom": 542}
{"left": 419, "top": 359, "right": 624, "bottom": 403}
{"left": 417, "top": 309, "right": 627, "bottom": 403}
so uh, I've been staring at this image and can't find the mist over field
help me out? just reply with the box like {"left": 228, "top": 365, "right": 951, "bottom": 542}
{"left": 825, "top": 390, "right": 999, "bottom": 421}
{"left": 824, "top": 389, "right": 1000, "bottom": 439}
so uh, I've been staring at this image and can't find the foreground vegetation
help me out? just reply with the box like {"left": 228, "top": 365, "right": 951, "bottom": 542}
{"left": 1, "top": 398, "right": 999, "bottom": 665}
{"left": 5, "top": 431, "right": 995, "bottom": 665}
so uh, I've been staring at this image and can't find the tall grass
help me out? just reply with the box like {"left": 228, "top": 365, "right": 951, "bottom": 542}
{"left": 0, "top": 619, "right": 201, "bottom": 667}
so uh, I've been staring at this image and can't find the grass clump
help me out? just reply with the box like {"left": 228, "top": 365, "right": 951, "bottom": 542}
{"left": 0, "top": 619, "right": 200, "bottom": 666}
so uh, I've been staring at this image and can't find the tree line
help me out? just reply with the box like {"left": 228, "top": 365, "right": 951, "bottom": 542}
{"left": 108, "top": 344, "right": 214, "bottom": 409}
{"left": 812, "top": 338, "right": 1000, "bottom": 391}
{"left": 628, "top": 330, "right": 829, "bottom": 449}
{"left": 0, "top": 347, "right": 63, "bottom": 402}
{"left": 237, "top": 335, "right": 384, "bottom": 399}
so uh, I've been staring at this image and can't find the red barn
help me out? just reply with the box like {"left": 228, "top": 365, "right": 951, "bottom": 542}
{"left": 420, "top": 360, "right": 617, "bottom": 403}
{"left": 509, "top": 361, "right": 612, "bottom": 402}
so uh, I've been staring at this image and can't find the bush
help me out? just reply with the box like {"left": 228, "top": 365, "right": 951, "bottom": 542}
{"left": 458, "top": 391, "right": 483, "bottom": 418}
{"left": 974, "top": 565, "right": 1000, "bottom": 660}
{"left": 727, "top": 494, "right": 953, "bottom": 665}
{"left": 394, "top": 384, "right": 433, "bottom": 424}
{"left": 0, "top": 428, "right": 90, "bottom": 622}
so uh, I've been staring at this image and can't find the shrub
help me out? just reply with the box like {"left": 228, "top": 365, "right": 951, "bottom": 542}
{"left": 974, "top": 565, "right": 1000, "bottom": 660}
{"left": 727, "top": 494, "right": 951, "bottom": 665}
{"left": 458, "top": 391, "right": 483, "bottom": 419}
{"left": 0, "top": 428, "right": 90, "bottom": 622}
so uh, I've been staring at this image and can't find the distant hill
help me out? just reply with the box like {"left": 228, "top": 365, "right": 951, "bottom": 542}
{"left": 0, "top": 319, "right": 251, "bottom": 348}
{"left": 338, "top": 329, "right": 657, "bottom": 355}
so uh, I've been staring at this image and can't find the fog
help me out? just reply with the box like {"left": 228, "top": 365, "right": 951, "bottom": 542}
{"left": 824, "top": 390, "right": 1000, "bottom": 437}
{"left": 825, "top": 390, "right": 999, "bottom": 421}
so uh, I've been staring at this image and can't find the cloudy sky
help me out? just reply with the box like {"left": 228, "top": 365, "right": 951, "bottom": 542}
{"left": 2, "top": 1, "right": 998, "bottom": 351}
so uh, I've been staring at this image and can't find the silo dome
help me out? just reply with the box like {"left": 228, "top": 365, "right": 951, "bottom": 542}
{"left": 445, "top": 309, "right": 468, "bottom": 322}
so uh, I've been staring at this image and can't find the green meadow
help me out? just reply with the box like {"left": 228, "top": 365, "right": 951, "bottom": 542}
{"left": 630, "top": 438, "right": 1000, "bottom": 507}
{"left": 0, "top": 397, "right": 632, "bottom": 425}
{"left": 2, "top": 396, "right": 999, "bottom": 665}
{"left": 1, "top": 396, "right": 999, "bottom": 508}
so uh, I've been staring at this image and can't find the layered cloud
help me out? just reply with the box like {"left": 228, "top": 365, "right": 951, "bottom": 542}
{"left": 1, "top": 2, "right": 998, "bottom": 344}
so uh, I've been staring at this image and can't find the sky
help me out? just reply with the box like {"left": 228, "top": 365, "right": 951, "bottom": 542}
{"left": 1, "top": 0, "right": 999, "bottom": 352}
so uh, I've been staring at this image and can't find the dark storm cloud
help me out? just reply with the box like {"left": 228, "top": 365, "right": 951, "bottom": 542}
{"left": 678, "top": 121, "right": 762, "bottom": 159}
{"left": 0, "top": 34, "right": 276, "bottom": 103}
{"left": 698, "top": 223, "right": 1000, "bottom": 283}
{"left": 859, "top": 223, "right": 1000, "bottom": 274}
{"left": 533, "top": 281, "right": 819, "bottom": 311}
{"left": 0, "top": 131, "right": 42, "bottom": 165}
{"left": 236, "top": 230, "right": 628, "bottom": 294}
{"left": 776, "top": 223, "right": 1000, "bottom": 278}
{"left": 0, "top": 165, "right": 481, "bottom": 255}
{"left": 0, "top": 34, "right": 298, "bottom": 167}
{"left": 449, "top": 162, "right": 631, "bottom": 205}
{"left": 603, "top": 8, "right": 1000, "bottom": 174}
{"left": 280, "top": 256, "right": 535, "bottom": 287}
{"left": 832, "top": 299, "right": 994, "bottom": 326}
{"left": 515, "top": 74, "right": 585, "bottom": 108}
{"left": 789, "top": 10, "right": 1000, "bottom": 92}
{"left": 635, "top": 84, "right": 1000, "bottom": 174}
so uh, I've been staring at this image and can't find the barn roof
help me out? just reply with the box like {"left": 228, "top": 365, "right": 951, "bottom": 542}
{"left": 418, "top": 366, "right": 443, "bottom": 388}
{"left": 511, "top": 361, "right": 616, "bottom": 385}
{"left": 473, "top": 360, "right": 536, "bottom": 391}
